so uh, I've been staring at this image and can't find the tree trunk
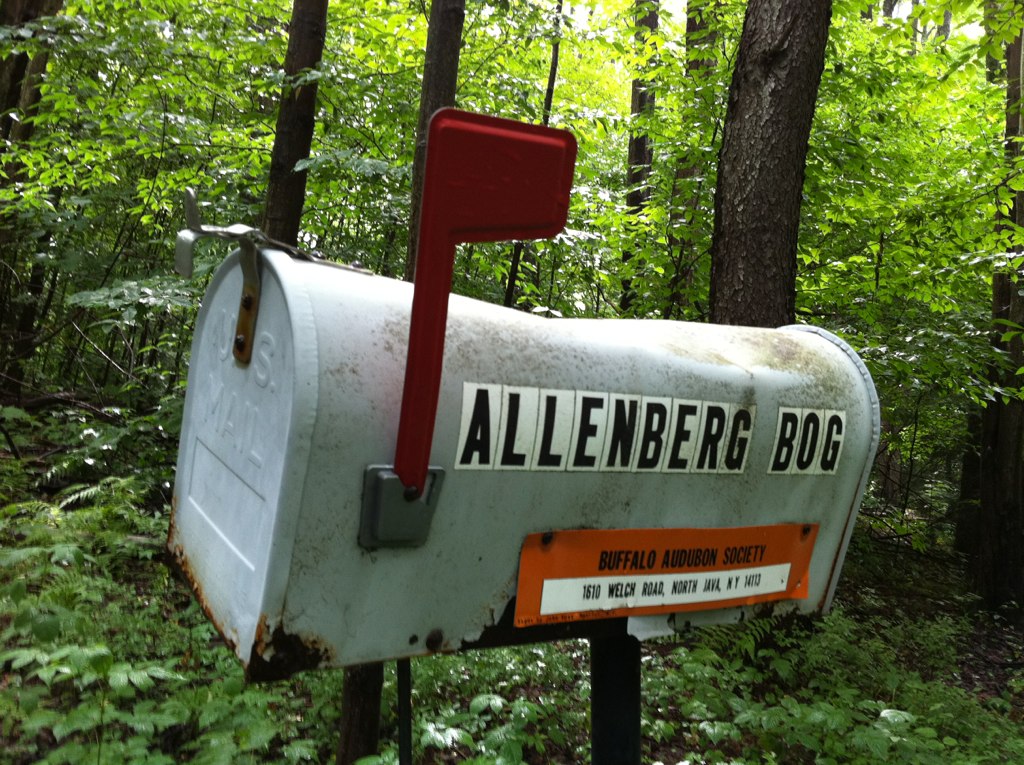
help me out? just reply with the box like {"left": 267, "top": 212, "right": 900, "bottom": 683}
{"left": 335, "top": 662, "right": 384, "bottom": 765}
{"left": 709, "top": 0, "right": 831, "bottom": 328}
{"left": 663, "top": 0, "right": 717, "bottom": 320}
{"left": 336, "top": 3, "right": 466, "bottom": 761}
{"left": 501, "top": 0, "right": 561, "bottom": 311}
{"left": 0, "top": 0, "right": 65, "bottom": 402}
{"left": 620, "top": 0, "right": 659, "bottom": 314}
{"left": 974, "top": 21, "right": 1024, "bottom": 612}
{"left": 260, "top": 0, "right": 328, "bottom": 246}
{"left": 954, "top": 408, "right": 982, "bottom": 559}
{"left": 504, "top": 0, "right": 563, "bottom": 309}
{"left": 260, "top": 1, "right": 389, "bottom": 759}
{"left": 403, "top": 0, "right": 466, "bottom": 282}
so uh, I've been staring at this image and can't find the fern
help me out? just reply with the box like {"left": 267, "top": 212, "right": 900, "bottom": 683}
{"left": 57, "top": 476, "right": 137, "bottom": 510}
{"left": 697, "top": 613, "right": 784, "bottom": 662}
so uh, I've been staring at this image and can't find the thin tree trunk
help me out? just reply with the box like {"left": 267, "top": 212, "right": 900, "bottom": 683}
{"left": 261, "top": 2, "right": 389, "bottom": 756}
{"left": 403, "top": 0, "right": 466, "bottom": 282}
{"left": 663, "top": 0, "right": 717, "bottom": 320}
{"left": 336, "top": 3, "right": 466, "bottom": 762}
{"left": 261, "top": 0, "right": 328, "bottom": 246}
{"left": 709, "top": 0, "right": 832, "bottom": 328}
{"left": 954, "top": 408, "right": 982, "bottom": 558}
{"left": 620, "top": 0, "right": 659, "bottom": 314}
{"left": 505, "top": 0, "right": 563, "bottom": 308}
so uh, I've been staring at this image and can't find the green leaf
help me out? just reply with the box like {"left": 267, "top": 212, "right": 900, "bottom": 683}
{"left": 470, "top": 693, "right": 506, "bottom": 715}
{"left": 31, "top": 614, "right": 61, "bottom": 643}
{"left": 1, "top": 406, "right": 30, "bottom": 421}
{"left": 283, "top": 739, "right": 318, "bottom": 762}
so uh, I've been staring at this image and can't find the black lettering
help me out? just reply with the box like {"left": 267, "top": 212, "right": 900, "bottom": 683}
{"left": 536, "top": 395, "right": 563, "bottom": 468}
{"left": 459, "top": 388, "right": 492, "bottom": 465}
{"left": 499, "top": 393, "right": 527, "bottom": 467}
{"left": 671, "top": 579, "right": 696, "bottom": 595}
{"left": 572, "top": 396, "right": 605, "bottom": 468}
{"left": 724, "top": 408, "right": 753, "bottom": 471}
{"left": 598, "top": 551, "right": 611, "bottom": 571}
{"left": 637, "top": 402, "right": 668, "bottom": 469}
{"left": 605, "top": 398, "right": 639, "bottom": 468}
{"left": 696, "top": 405, "right": 727, "bottom": 470}
{"left": 642, "top": 581, "right": 664, "bottom": 597}
{"left": 663, "top": 547, "right": 717, "bottom": 568}
{"left": 609, "top": 581, "right": 636, "bottom": 598}
{"left": 820, "top": 413, "right": 845, "bottom": 471}
{"left": 795, "top": 412, "right": 821, "bottom": 471}
{"left": 666, "top": 402, "right": 699, "bottom": 470}
{"left": 770, "top": 411, "right": 800, "bottom": 472}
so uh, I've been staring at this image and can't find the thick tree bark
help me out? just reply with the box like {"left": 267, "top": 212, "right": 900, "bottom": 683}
{"left": 708, "top": 0, "right": 831, "bottom": 328}
{"left": 403, "top": 0, "right": 466, "bottom": 282}
{"left": 260, "top": 0, "right": 328, "bottom": 246}
{"left": 974, "top": 22, "right": 1024, "bottom": 612}
{"left": 0, "top": 0, "right": 62, "bottom": 148}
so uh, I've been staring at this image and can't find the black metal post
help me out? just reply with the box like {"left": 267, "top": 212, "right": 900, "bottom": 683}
{"left": 398, "top": 658, "right": 412, "bottom": 765}
{"left": 590, "top": 634, "right": 642, "bottom": 765}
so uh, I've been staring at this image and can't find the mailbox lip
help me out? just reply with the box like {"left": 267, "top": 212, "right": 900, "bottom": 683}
{"left": 780, "top": 323, "right": 880, "bottom": 612}
{"left": 169, "top": 246, "right": 325, "bottom": 673}
{"left": 244, "top": 247, "right": 326, "bottom": 669}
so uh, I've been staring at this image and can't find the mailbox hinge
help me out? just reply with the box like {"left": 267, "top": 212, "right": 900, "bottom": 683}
{"left": 232, "top": 238, "right": 261, "bottom": 364}
{"left": 359, "top": 465, "right": 445, "bottom": 549}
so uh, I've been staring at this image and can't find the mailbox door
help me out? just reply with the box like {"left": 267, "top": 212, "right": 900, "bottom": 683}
{"left": 170, "top": 250, "right": 318, "bottom": 660}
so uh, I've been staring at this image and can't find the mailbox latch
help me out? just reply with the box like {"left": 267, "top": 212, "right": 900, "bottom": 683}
{"left": 359, "top": 465, "right": 445, "bottom": 549}
{"left": 174, "top": 188, "right": 325, "bottom": 365}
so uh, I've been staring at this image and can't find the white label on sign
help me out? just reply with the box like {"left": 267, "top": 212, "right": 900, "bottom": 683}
{"left": 539, "top": 563, "right": 792, "bottom": 616}
{"left": 455, "top": 383, "right": 759, "bottom": 474}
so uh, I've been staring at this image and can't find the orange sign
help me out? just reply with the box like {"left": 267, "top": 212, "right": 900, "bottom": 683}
{"left": 514, "top": 524, "right": 818, "bottom": 627}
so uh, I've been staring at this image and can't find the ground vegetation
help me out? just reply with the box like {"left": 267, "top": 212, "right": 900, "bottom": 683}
{"left": 2, "top": 0, "right": 1024, "bottom": 761}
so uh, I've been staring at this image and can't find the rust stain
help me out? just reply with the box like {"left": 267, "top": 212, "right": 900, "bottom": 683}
{"left": 247, "top": 612, "right": 335, "bottom": 682}
{"left": 167, "top": 539, "right": 241, "bottom": 658}
{"left": 167, "top": 502, "right": 331, "bottom": 681}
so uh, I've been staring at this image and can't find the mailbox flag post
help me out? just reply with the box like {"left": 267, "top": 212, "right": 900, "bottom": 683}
{"left": 393, "top": 108, "right": 577, "bottom": 496}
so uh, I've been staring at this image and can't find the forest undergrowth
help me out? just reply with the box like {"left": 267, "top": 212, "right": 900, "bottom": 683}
{"left": 2, "top": 406, "right": 1024, "bottom": 764}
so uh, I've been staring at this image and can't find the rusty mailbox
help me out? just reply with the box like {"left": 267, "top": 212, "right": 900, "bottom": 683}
{"left": 168, "top": 110, "right": 880, "bottom": 680}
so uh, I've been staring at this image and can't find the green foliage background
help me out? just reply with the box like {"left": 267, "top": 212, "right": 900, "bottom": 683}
{"left": 3, "top": 0, "right": 1024, "bottom": 761}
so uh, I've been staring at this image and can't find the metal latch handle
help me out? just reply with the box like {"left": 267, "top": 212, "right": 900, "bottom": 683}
{"left": 175, "top": 189, "right": 324, "bottom": 365}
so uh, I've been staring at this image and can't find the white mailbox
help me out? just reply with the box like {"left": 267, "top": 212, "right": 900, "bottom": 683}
{"left": 169, "top": 243, "right": 879, "bottom": 679}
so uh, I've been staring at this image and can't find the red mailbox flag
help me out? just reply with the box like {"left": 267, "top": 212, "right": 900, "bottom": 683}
{"left": 393, "top": 109, "right": 578, "bottom": 496}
